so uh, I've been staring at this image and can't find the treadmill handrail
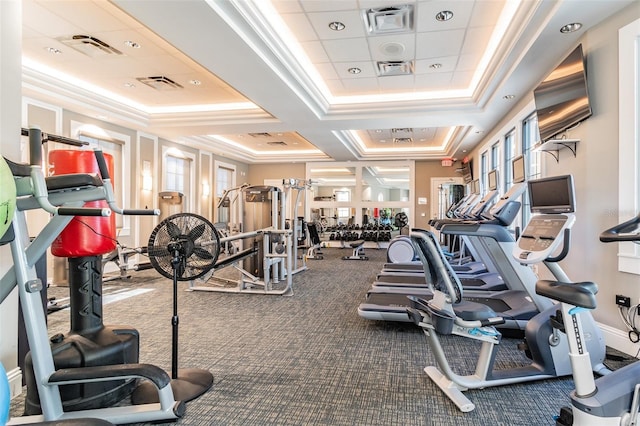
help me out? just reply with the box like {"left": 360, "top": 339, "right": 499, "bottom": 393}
{"left": 440, "top": 223, "right": 514, "bottom": 243}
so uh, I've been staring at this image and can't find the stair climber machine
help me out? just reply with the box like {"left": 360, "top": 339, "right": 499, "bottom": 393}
{"left": 405, "top": 174, "right": 609, "bottom": 413}
{"left": 0, "top": 127, "right": 188, "bottom": 424}
{"left": 358, "top": 158, "right": 536, "bottom": 332}
{"left": 541, "top": 211, "right": 640, "bottom": 425}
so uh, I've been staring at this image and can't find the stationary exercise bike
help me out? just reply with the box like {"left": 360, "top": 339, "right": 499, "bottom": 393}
{"left": 407, "top": 175, "right": 608, "bottom": 413}
{"left": 538, "top": 211, "right": 640, "bottom": 425}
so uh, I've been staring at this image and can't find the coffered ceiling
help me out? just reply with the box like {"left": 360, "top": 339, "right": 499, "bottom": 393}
{"left": 21, "top": 0, "right": 635, "bottom": 163}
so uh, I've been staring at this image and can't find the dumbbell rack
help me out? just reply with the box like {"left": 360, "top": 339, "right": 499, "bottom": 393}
{"left": 320, "top": 223, "right": 399, "bottom": 249}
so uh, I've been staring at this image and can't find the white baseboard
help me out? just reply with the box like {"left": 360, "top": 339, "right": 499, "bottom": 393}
{"left": 7, "top": 367, "right": 22, "bottom": 400}
{"left": 598, "top": 321, "right": 640, "bottom": 358}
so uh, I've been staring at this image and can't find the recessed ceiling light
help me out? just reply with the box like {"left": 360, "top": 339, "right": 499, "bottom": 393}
{"left": 123, "top": 82, "right": 135, "bottom": 88}
{"left": 474, "top": 130, "right": 484, "bottom": 134}
{"left": 560, "top": 22, "right": 582, "bottom": 34}
{"left": 189, "top": 79, "right": 202, "bottom": 86}
{"left": 328, "top": 21, "right": 345, "bottom": 31}
{"left": 503, "top": 95, "right": 515, "bottom": 100}
{"left": 380, "top": 139, "right": 387, "bottom": 143}
{"left": 45, "top": 47, "right": 62, "bottom": 54}
{"left": 375, "top": 129, "right": 383, "bottom": 133}
{"left": 348, "top": 67, "right": 362, "bottom": 74}
{"left": 435, "top": 10, "right": 453, "bottom": 22}
{"left": 429, "top": 63, "right": 442, "bottom": 69}
{"left": 124, "top": 40, "right": 141, "bottom": 49}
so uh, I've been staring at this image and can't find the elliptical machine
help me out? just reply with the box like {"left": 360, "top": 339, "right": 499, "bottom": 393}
{"left": 538, "top": 211, "right": 640, "bottom": 425}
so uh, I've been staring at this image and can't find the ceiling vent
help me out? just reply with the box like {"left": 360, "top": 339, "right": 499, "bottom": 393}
{"left": 136, "top": 76, "right": 183, "bottom": 90}
{"left": 363, "top": 5, "right": 414, "bottom": 35}
{"left": 377, "top": 61, "right": 414, "bottom": 76}
{"left": 392, "top": 128, "right": 413, "bottom": 134}
{"left": 248, "top": 132, "right": 273, "bottom": 138}
{"left": 267, "top": 141, "right": 287, "bottom": 146}
{"left": 59, "top": 35, "right": 122, "bottom": 57}
{"left": 394, "top": 137, "right": 413, "bottom": 144}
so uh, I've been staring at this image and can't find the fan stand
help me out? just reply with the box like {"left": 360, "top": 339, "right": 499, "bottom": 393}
{"left": 131, "top": 240, "right": 213, "bottom": 404}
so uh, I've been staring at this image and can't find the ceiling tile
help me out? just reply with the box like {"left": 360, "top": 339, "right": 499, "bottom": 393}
{"left": 306, "top": 10, "right": 366, "bottom": 40}
{"left": 322, "top": 37, "right": 371, "bottom": 62}
{"left": 367, "top": 33, "right": 416, "bottom": 61}
{"left": 414, "top": 72, "right": 453, "bottom": 88}
{"left": 415, "top": 0, "right": 474, "bottom": 32}
{"left": 279, "top": 13, "right": 318, "bottom": 42}
{"left": 414, "top": 56, "right": 458, "bottom": 74}
{"left": 462, "top": 26, "right": 493, "bottom": 55}
{"left": 415, "top": 29, "right": 465, "bottom": 59}
{"left": 468, "top": 1, "right": 506, "bottom": 28}
{"left": 271, "top": 0, "right": 305, "bottom": 14}
{"left": 333, "top": 61, "right": 377, "bottom": 79}
{"left": 314, "top": 62, "right": 341, "bottom": 80}
{"left": 300, "top": 40, "right": 331, "bottom": 63}
{"left": 301, "top": 0, "right": 359, "bottom": 13}
{"left": 378, "top": 74, "right": 415, "bottom": 91}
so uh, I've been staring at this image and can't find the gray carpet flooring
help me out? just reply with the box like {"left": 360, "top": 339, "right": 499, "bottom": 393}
{"left": 10, "top": 246, "right": 636, "bottom": 425}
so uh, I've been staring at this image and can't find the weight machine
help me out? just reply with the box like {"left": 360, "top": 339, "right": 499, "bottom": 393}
{"left": 2, "top": 127, "right": 185, "bottom": 424}
{"left": 189, "top": 180, "right": 310, "bottom": 296}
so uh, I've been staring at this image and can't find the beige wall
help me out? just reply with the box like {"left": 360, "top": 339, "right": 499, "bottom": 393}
{"left": 414, "top": 160, "right": 461, "bottom": 229}
{"left": 247, "top": 163, "right": 306, "bottom": 186}
{"left": 469, "top": 3, "right": 640, "bottom": 345}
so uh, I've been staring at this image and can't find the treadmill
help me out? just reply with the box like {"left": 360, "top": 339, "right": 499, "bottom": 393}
{"left": 359, "top": 156, "right": 538, "bottom": 330}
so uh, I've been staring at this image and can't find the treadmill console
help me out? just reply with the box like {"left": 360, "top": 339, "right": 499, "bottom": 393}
{"left": 513, "top": 214, "right": 575, "bottom": 264}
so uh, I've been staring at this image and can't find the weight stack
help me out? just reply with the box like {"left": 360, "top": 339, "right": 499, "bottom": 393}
{"left": 23, "top": 255, "right": 139, "bottom": 414}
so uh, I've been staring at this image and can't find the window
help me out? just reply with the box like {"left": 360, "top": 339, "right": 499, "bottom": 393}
{"left": 162, "top": 147, "right": 195, "bottom": 212}
{"left": 335, "top": 190, "right": 350, "bottom": 202}
{"left": 165, "top": 155, "right": 186, "bottom": 193}
{"left": 480, "top": 151, "right": 488, "bottom": 194}
{"left": 216, "top": 165, "right": 234, "bottom": 197}
{"left": 503, "top": 129, "right": 516, "bottom": 193}
{"left": 521, "top": 113, "right": 541, "bottom": 225}
{"left": 618, "top": 18, "right": 640, "bottom": 274}
{"left": 490, "top": 141, "right": 501, "bottom": 193}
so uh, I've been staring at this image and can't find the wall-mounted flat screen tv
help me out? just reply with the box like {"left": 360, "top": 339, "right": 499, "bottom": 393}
{"left": 460, "top": 159, "right": 473, "bottom": 184}
{"left": 533, "top": 44, "right": 592, "bottom": 142}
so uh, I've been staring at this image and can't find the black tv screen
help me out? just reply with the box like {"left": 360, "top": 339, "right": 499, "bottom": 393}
{"left": 528, "top": 175, "right": 575, "bottom": 214}
{"left": 461, "top": 160, "right": 473, "bottom": 184}
{"left": 534, "top": 44, "right": 592, "bottom": 142}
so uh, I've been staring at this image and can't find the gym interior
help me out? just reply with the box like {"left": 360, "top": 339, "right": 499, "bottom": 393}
{"left": 1, "top": 1, "right": 639, "bottom": 425}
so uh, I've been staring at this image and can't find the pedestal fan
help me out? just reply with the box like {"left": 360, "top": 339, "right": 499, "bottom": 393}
{"left": 132, "top": 213, "right": 220, "bottom": 404}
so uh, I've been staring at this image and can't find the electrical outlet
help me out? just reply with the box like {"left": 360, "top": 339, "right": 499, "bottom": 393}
{"left": 616, "top": 294, "right": 631, "bottom": 307}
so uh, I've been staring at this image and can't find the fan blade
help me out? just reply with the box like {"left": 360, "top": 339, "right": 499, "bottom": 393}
{"left": 147, "top": 245, "right": 170, "bottom": 258}
{"left": 167, "top": 221, "right": 182, "bottom": 239}
{"left": 188, "top": 223, "right": 206, "bottom": 241}
{"left": 193, "top": 247, "right": 214, "bottom": 260}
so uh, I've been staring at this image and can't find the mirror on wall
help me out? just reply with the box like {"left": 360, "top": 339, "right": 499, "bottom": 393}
{"left": 361, "top": 165, "right": 410, "bottom": 202}
{"left": 309, "top": 166, "right": 356, "bottom": 202}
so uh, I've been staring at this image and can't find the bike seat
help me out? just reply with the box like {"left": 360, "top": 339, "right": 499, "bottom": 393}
{"left": 535, "top": 280, "right": 598, "bottom": 309}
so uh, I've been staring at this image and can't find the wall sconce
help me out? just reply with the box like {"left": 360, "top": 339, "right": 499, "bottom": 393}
{"left": 202, "top": 182, "right": 210, "bottom": 198}
{"left": 142, "top": 161, "right": 152, "bottom": 192}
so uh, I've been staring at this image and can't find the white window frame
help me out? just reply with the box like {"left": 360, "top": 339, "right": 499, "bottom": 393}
{"left": 618, "top": 18, "right": 640, "bottom": 274}
{"left": 70, "top": 120, "right": 131, "bottom": 236}
{"left": 162, "top": 146, "right": 196, "bottom": 213}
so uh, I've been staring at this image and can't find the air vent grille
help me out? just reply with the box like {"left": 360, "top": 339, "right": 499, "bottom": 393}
{"left": 377, "top": 61, "right": 414, "bottom": 77}
{"left": 394, "top": 137, "right": 413, "bottom": 144}
{"left": 248, "top": 132, "right": 273, "bottom": 138}
{"left": 363, "top": 5, "right": 414, "bottom": 35}
{"left": 267, "top": 141, "right": 287, "bottom": 146}
{"left": 136, "top": 76, "right": 183, "bottom": 90}
{"left": 59, "top": 35, "right": 122, "bottom": 57}
{"left": 392, "top": 128, "right": 413, "bottom": 134}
